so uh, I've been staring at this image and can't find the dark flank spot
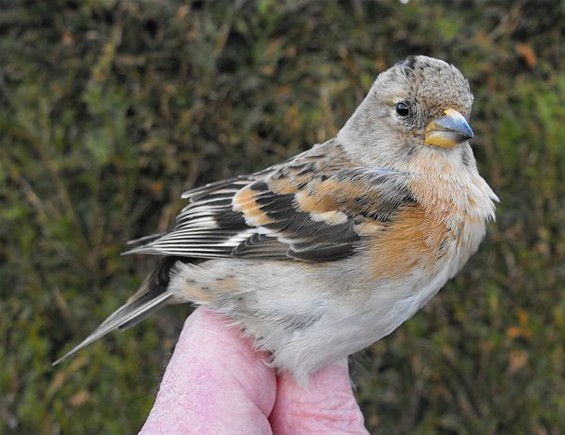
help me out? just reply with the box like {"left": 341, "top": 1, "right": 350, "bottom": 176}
{"left": 283, "top": 312, "right": 322, "bottom": 331}
{"left": 226, "top": 274, "right": 236, "bottom": 279}
{"left": 215, "top": 277, "right": 224, "bottom": 281}
{"left": 320, "top": 174, "right": 328, "bottom": 181}
{"left": 186, "top": 279, "right": 196, "bottom": 284}
{"left": 200, "top": 286, "right": 209, "bottom": 291}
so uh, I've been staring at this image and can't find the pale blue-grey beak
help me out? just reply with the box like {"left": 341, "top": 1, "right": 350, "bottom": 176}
{"left": 424, "top": 108, "right": 474, "bottom": 148}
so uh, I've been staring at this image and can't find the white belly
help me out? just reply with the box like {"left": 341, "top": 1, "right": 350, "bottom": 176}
{"left": 265, "top": 260, "right": 457, "bottom": 385}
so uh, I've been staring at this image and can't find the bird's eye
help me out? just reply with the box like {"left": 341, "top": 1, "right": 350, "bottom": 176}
{"left": 395, "top": 101, "right": 411, "bottom": 117}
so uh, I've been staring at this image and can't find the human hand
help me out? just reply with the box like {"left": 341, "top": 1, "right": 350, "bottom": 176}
{"left": 140, "top": 308, "right": 368, "bottom": 434}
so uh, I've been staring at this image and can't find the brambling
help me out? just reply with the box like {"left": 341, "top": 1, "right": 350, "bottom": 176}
{"left": 55, "top": 55, "right": 498, "bottom": 384}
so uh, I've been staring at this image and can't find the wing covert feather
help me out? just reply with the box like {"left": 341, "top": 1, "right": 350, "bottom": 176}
{"left": 124, "top": 141, "right": 416, "bottom": 262}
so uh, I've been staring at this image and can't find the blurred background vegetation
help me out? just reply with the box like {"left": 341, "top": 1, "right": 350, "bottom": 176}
{"left": 0, "top": 0, "right": 563, "bottom": 433}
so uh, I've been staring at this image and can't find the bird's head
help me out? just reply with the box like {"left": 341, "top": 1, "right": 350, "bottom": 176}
{"left": 338, "top": 55, "right": 476, "bottom": 172}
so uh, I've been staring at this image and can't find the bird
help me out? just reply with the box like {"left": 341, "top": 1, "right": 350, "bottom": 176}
{"left": 54, "top": 55, "right": 498, "bottom": 384}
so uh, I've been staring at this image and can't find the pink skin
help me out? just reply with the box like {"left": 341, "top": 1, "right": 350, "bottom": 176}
{"left": 140, "top": 308, "right": 368, "bottom": 434}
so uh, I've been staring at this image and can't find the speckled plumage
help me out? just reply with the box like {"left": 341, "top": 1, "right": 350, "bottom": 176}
{"left": 55, "top": 56, "right": 498, "bottom": 383}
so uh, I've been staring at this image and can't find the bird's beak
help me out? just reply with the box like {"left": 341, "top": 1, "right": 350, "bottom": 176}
{"left": 424, "top": 108, "right": 474, "bottom": 148}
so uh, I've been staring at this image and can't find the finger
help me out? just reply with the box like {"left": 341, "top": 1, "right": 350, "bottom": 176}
{"left": 269, "top": 359, "right": 368, "bottom": 434}
{"left": 140, "top": 308, "right": 277, "bottom": 434}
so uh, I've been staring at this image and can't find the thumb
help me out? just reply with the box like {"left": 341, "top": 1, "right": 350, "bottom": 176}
{"left": 140, "top": 308, "right": 276, "bottom": 434}
{"left": 269, "top": 359, "right": 368, "bottom": 434}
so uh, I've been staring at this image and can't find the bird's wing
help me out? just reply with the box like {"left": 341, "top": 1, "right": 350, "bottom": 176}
{"left": 53, "top": 143, "right": 416, "bottom": 365}
{"left": 124, "top": 142, "right": 416, "bottom": 262}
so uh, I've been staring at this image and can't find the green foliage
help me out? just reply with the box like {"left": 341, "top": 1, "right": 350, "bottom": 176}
{"left": 1, "top": 0, "right": 563, "bottom": 433}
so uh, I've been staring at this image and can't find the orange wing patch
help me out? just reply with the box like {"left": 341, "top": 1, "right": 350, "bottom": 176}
{"left": 295, "top": 189, "right": 339, "bottom": 213}
{"left": 295, "top": 180, "right": 358, "bottom": 226}
{"left": 233, "top": 185, "right": 273, "bottom": 226}
{"left": 269, "top": 175, "right": 300, "bottom": 195}
{"left": 354, "top": 220, "right": 386, "bottom": 236}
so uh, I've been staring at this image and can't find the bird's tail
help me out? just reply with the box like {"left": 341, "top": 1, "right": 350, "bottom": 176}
{"left": 53, "top": 258, "right": 180, "bottom": 366}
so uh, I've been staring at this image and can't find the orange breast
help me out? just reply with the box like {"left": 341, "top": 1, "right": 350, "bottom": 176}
{"left": 367, "top": 204, "right": 450, "bottom": 280}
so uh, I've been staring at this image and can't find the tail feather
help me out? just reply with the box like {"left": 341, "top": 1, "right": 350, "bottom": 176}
{"left": 53, "top": 257, "right": 189, "bottom": 366}
{"left": 53, "top": 286, "right": 173, "bottom": 366}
